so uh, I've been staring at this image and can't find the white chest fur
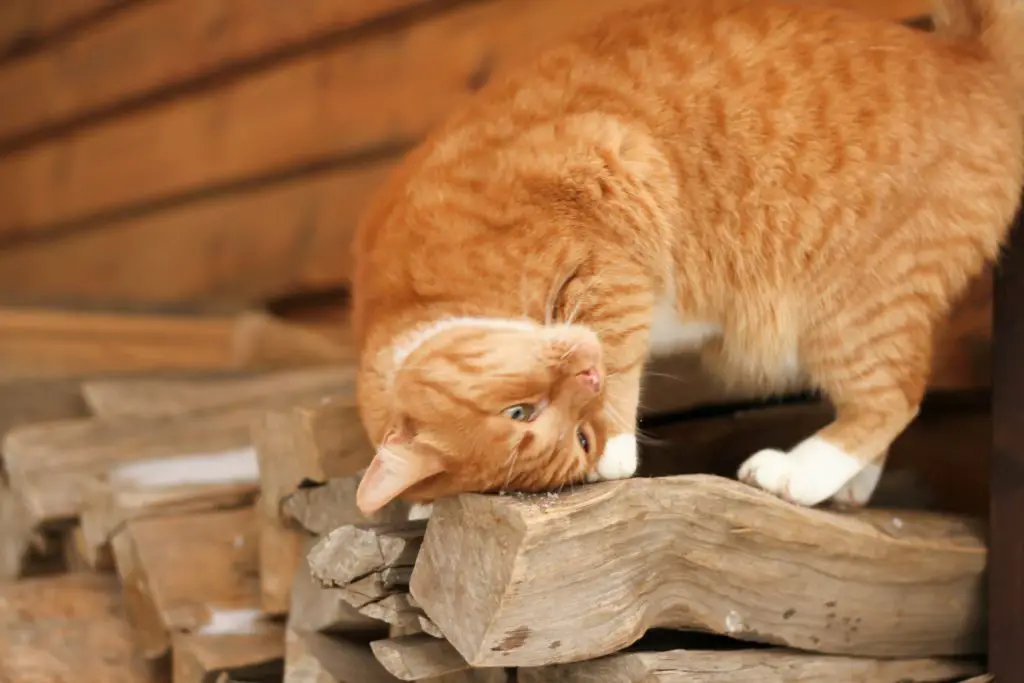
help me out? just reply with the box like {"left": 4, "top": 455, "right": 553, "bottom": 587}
{"left": 646, "top": 290, "right": 721, "bottom": 358}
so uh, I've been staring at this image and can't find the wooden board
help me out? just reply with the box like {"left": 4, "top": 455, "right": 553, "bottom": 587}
{"left": 2, "top": 409, "right": 256, "bottom": 525}
{"left": 0, "top": 159, "right": 396, "bottom": 306}
{"left": 517, "top": 648, "right": 983, "bottom": 683}
{"left": 0, "top": 0, "right": 128, "bottom": 58}
{"left": 110, "top": 507, "right": 271, "bottom": 659}
{"left": 0, "top": 0, "right": 932, "bottom": 239}
{"left": 410, "top": 475, "right": 986, "bottom": 667}
{"left": 0, "top": 0, "right": 433, "bottom": 144}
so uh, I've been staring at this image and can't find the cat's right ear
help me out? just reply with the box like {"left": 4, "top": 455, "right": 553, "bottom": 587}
{"left": 355, "top": 441, "right": 445, "bottom": 515}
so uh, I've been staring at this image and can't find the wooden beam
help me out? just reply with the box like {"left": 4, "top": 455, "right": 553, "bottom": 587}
{"left": 990, "top": 205, "right": 1024, "bottom": 679}
{"left": 81, "top": 366, "right": 355, "bottom": 419}
{"left": 517, "top": 648, "right": 984, "bottom": 683}
{"left": 110, "top": 506, "right": 271, "bottom": 660}
{"left": 0, "top": 0, "right": 931, "bottom": 240}
{"left": 0, "top": 0, "right": 433, "bottom": 145}
{"left": 410, "top": 475, "right": 986, "bottom": 667}
{"left": 2, "top": 409, "right": 256, "bottom": 526}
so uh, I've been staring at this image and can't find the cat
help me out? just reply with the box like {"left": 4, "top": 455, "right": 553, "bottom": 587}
{"left": 349, "top": 0, "right": 1024, "bottom": 516}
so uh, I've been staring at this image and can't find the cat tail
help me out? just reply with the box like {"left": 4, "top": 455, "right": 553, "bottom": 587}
{"left": 932, "top": 0, "right": 1024, "bottom": 92}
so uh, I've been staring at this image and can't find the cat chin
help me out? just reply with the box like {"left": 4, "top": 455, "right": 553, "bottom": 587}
{"left": 585, "top": 433, "right": 639, "bottom": 482}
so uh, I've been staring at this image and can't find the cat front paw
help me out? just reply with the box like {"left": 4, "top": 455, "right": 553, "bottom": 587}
{"left": 587, "top": 433, "right": 639, "bottom": 482}
{"left": 737, "top": 437, "right": 863, "bottom": 507}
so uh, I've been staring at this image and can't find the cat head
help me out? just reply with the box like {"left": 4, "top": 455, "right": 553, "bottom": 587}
{"left": 355, "top": 319, "right": 609, "bottom": 514}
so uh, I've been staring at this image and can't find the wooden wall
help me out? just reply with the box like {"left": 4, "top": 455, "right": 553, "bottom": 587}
{"left": 0, "top": 0, "right": 932, "bottom": 309}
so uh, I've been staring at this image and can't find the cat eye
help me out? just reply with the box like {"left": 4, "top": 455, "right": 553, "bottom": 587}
{"left": 577, "top": 427, "right": 590, "bottom": 453}
{"left": 503, "top": 403, "right": 538, "bottom": 422}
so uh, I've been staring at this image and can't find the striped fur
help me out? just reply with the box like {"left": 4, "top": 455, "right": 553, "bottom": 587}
{"left": 350, "top": 0, "right": 1024, "bottom": 513}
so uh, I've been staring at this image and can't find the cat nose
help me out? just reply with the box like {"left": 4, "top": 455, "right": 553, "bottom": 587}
{"left": 576, "top": 367, "right": 602, "bottom": 393}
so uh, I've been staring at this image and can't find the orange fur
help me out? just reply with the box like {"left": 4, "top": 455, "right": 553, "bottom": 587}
{"left": 350, "top": 0, "right": 1024, "bottom": 513}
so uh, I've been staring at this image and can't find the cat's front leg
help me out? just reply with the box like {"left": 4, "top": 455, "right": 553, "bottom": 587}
{"left": 587, "top": 364, "right": 643, "bottom": 482}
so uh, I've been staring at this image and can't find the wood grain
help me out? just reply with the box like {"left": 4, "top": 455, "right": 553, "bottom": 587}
{"left": 411, "top": 475, "right": 986, "bottom": 667}
{"left": 0, "top": 0, "right": 435, "bottom": 144}
{"left": 282, "top": 474, "right": 411, "bottom": 535}
{"left": 0, "top": 0, "right": 931, "bottom": 239}
{"left": 284, "top": 628, "right": 401, "bottom": 683}
{"left": 110, "top": 507, "right": 269, "bottom": 659}
{"left": 0, "top": 159, "right": 396, "bottom": 306}
{"left": 289, "top": 538, "right": 385, "bottom": 635}
{"left": 517, "top": 648, "right": 983, "bottom": 683}
{"left": 370, "top": 635, "right": 474, "bottom": 681}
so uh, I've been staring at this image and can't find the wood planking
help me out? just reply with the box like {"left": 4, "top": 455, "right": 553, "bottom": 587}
{"left": 0, "top": 0, "right": 129, "bottom": 58}
{"left": 411, "top": 475, "right": 986, "bottom": 667}
{"left": 0, "top": 0, "right": 932, "bottom": 239}
{"left": 0, "top": 0, "right": 435, "bottom": 145}
{"left": 0, "top": 159, "right": 396, "bottom": 305}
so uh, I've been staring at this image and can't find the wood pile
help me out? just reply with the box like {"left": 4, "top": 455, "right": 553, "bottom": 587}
{"left": 0, "top": 299, "right": 995, "bottom": 682}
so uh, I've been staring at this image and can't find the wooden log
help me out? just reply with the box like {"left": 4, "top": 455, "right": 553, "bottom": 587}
{"left": 370, "top": 635, "right": 475, "bottom": 681}
{"left": 410, "top": 475, "right": 986, "bottom": 667}
{"left": 2, "top": 409, "right": 256, "bottom": 526}
{"left": 110, "top": 507, "right": 271, "bottom": 659}
{"left": 0, "top": 0, "right": 931, "bottom": 239}
{"left": 0, "top": 0, "right": 129, "bottom": 58}
{"left": 284, "top": 628, "right": 401, "bottom": 683}
{"left": 516, "top": 649, "right": 984, "bottom": 683}
{"left": 0, "top": 0, "right": 431, "bottom": 144}
{"left": 0, "top": 160, "right": 396, "bottom": 306}
{"left": 282, "top": 474, "right": 411, "bottom": 535}
{"left": 289, "top": 536, "right": 385, "bottom": 635}
{"left": 307, "top": 522, "right": 425, "bottom": 590}
{"left": 171, "top": 630, "right": 285, "bottom": 683}
{"left": 990, "top": 202, "right": 1024, "bottom": 679}
{"left": 82, "top": 366, "right": 354, "bottom": 420}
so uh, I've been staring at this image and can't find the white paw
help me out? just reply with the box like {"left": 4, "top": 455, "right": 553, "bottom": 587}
{"left": 831, "top": 462, "right": 883, "bottom": 508}
{"left": 406, "top": 502, "right": 434, "bottom": 521}
{"left": 588, "top": 434, "right": 639, "bottom": 482}
{"left": 737, "top": 436, "right": 864, "bottom": 507}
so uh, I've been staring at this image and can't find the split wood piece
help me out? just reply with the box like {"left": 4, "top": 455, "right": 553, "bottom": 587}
{"left": 82, "top": 365, "right": 355, "bottom": 420}
{"left": 282, "top": 474, "right": 411, "bottom": 535}
{"left": 80, "top": 465, "right": 259, "bottom": 569}
{"left": 516, "top": 649, "right": 985, "bottom": 683}
{"left": 259, "top": 513, "right": 307, "bottom": 616}
{"left": 0, "top": 573, "right": 123, "bottom": 623}
{"left": 284, "top": 628, "right": 402, "bottom": 683}
{"left": 2, "top": 408, "right": 257, "bottom": 526}
{"left": 370, "top": 635, "right": 475, "bottom": 681}
{"left": 307, "top": 522, "right": 425, "bottom": 589}
{"left": 110, "top": 506, "right": 274, "bottom": 659}
{"left": 230, "top": 312, "right": 356, "bottom": 370}
{"left": 172, "top": 630, "right": 286, "bottom": 683}
{"left": 288, "top": 536, "right": 384, "bottom": 635}
{"left": 0, "top": 0, "right": 431, "bottom": 143}
{"left": 411, "top": 474, "right": 986, "bottom": 666}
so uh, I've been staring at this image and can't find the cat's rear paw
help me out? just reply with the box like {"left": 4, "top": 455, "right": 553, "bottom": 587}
{"left": 738, "top": 437, "right": 863, "bottom": 507}
{"left": 587, "top": 433, "right": 638, "bottom": 482}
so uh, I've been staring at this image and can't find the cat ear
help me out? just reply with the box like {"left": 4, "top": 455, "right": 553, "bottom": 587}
{"left": 356, "top": 442, "right": 445, "bottom": 515}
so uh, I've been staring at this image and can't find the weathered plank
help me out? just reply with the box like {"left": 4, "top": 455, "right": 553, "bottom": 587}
{"left": 0, "top": 0, "right": 434, "bottom": 144}
{"left": 0, "top": 0, "right": 931, "bottom": 238}
{"left": 109, "top": 507, "right": 269, "bottom": 659}
{"left": 517, "top": 649, "right": 984, "bottom": 683}
{"left": 990, "top": 203, "right": 1024, "bottom": 679}
{"left": 2, "top": 410, "right": 256, "bottom": 525}
{"left": 0, "top": 160, "right": 396, "bottom": 306}
{"left": 411, "top": 475, "right": 986, "bottom": 667}
{"left": 82, "top": 366, "right": 354, "bottom": 419}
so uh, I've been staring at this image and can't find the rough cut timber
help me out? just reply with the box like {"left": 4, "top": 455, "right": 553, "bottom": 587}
{"left": 282, "top": 474, "right": 411, "bottom": 535}
{"left": 308, "top": 522, "right": 425, "bottom": 590}
{"left": 172, "top": 630, "right": 285, "bottom": 683}
{"left": 411, "top": 475, "right": 986, "bottom": 667}
{"left": 81, "top": 365, "right": 355, "bottom": 420}
{"left": 0, "top": 572, "right": 154, "bottom": 683}
{"left": 109, "top": 506, "right": 273, "bottom": 660}
{"left": 370, "top": 635, "right": 477, "bottom": 681}
{"left": 516, "top": 649, "right": 984, "bottom": 683}
{"left": 288, "top": 536, "right": 384, "bottom": 635}
{"left": 2, "top": 408, "right": 256, "bottom": 526}
{"left": 284, "top": 628, "right": 401, "bottom": 683}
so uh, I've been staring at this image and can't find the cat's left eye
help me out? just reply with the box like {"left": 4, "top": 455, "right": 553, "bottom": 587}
{"left": 576, "top": 427, "right": 590, "bottom": 453}
{"left": 503, "top": 403, "right": 537, "bottom": 422}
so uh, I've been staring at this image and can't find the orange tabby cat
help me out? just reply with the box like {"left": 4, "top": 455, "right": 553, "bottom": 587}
{"left": 350, "top": 0, "right": 1024, "bottom": 515}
